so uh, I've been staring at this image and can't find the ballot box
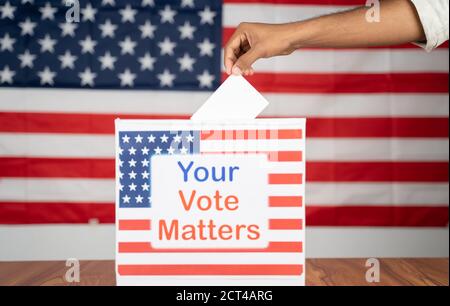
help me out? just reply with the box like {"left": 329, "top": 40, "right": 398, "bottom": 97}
{"left": 115, "top": 118, "right": 306, "bottom": 286}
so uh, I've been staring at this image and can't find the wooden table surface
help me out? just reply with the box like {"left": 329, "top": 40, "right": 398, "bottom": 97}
{"left": 0, "top": 259, "right": 448, "bottom": 286}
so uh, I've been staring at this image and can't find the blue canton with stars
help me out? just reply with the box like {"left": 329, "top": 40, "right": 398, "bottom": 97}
{"left": 0, "top": 0, "right": 222, "bottom": 90}
{"left": 119, "top": 130, "right": 200, "bottom": 208}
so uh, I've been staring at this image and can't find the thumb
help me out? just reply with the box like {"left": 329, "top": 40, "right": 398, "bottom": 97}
{"left": 233, "top": 48, "right": 262, "bottom": 75}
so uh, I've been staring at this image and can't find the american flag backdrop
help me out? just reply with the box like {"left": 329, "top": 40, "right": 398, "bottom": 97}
{"left": 0, "top": 0, "right": 449, "bottom": 227}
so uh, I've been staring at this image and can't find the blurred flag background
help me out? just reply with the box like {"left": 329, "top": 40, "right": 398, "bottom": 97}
{"left": 0, "top": 0, "right": 448, "bottom": 259}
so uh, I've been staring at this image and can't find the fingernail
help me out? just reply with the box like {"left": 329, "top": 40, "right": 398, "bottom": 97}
{"left": 232, "top": 66, "right": 242, "bottom": 75}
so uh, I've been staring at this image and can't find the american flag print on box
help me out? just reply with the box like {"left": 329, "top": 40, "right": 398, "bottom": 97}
{"left": 115, "top": 119, "right": 306, "bottom": 286}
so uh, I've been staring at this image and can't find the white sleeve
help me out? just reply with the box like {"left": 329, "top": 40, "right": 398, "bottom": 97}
{"left": 410, "top": 0, "right": 449, "bottom": 51}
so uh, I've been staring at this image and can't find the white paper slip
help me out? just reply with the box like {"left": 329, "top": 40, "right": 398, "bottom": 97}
{"left": 191, "top": 75, "right": 269, "bottom": 121}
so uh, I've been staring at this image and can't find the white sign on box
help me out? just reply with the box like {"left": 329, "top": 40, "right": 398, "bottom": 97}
{"left": 115, "top": 76, "right": 306, "bottom": 286}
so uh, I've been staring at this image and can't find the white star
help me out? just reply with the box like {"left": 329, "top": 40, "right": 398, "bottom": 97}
{"left": 58, "top": 50, "right": 77, "bottom": 69}
{"left": 148, "top": 135, "right": 155, "bottom": 143}
{"left": 59, "top": 22, "right": 77, "bottom": 37}
{"left": 122, "top": 195, "right": 131, "bottom": 204}
{"left": 128, "top": 159, "right": 137, "bottom": 168}
{"left": 98, "top": 51, "right": 117, "bottom": 70}
{"left": 160, "top": 134, "right": 169, "bottom": 143}
{"left": 129, "top": 183, "right": 137, "bottom": 191}
{"left": 119, "top": 36, "right": 136, "bottom": 55}
{"left": 19, "top": 18, "right": 36, "bottom": 36}
{"left": 173, "top": 135, "right": 182, "bottom": 143}
{"left": 119, "top": 183, "right": 123, "bottom": 191}
{"left": 158, "top": 37, "right": 177, "bottom": 56}
{"left": 197, "top": 70, "right": 215, "bottom": 88}
{"left": 159, "top": 5, "right": 176, "bottom": 24}
{"left": 0, "top": 66, "right": 15, "bottom": 84}
{"left": 102, "top": 0, "right": 115, "bottom": 5}
{"left": 128, "top": 171, "right": 137, "bottom": 179}
{"left": 128, "top": 147, "right": 137, "bottom": 155}
{"left": 18, "top": 50, "right": 36, "bottom": 68}
{"left": 40, "top": 2, "right": 57, "bottom": 20}
{"left": 199, "top": 6, "right": 216, "bottom": 25}
{"left": 135, "top": 134, "right": 143, "bottom": 143}
{"left": 122, "top": 135, "right": 130, "bottom": 143}
{"left": 0, "top": 1, "right": 15, "bottom": 19}
{"left": 78, "top": 67, "right": 97, "bottom": 87}
{"left": 135, "top": 195, "right": 144, "bottom": 204}
{"left": 0, "top": 33, "right": 15, "bottom": 52}
{"left": 197, "top": 38, "right": 215, "bottom": 57}
{"left": 139, "top": 20, "right": 157, "bottom": 39}
{"left": 120, "top": 4, "right": 137, "bottom": 23}
{"left": 186, "top": 134, "right": 195, "bottom": 142}
{"left": 37, "top": 67, "right": 56, "bottom": 86}
{"left": 81, "top": 3, "right": 97, "bottom": 22}
{"left": 142, "top": 171, "right": 150, "bottom": 179}
{"left": 118, "top": 69, "right": 136, "bottom": 87}
{"left": 118, "top": 147, "right": 124, "bottom": 155}
{"left": 154, "top": 147, "right": 162, "bottom": 155}
{"left": 118, "top": 172, "right": 124, "bottom": 179}
{"left": 180, "top": 147, "right": 188, "bottom": 154}
{"left": 38, "top": 34, "right": 56, "bottom": 53}
{"left": 141, "top": 147, "right": 149, "bottom": 155}
{"left": 118, "top": 160, "right": 123, "bottom": 167}
{"left": 138, "top": 53, "right": 156, "bottom": 71}
{"left": 79, "top": 36, "right": 97, "bottom": 54}
{"left": 167, "top": 147, "right": 175, "bottom": 155}
{"left": 181, "top": 0, "right": 195, "bottom": 8}
{"left": 177, "top": 53, "right": 196, "bottom": 72}
{"left": 99, "top": 19, "right": 117, "bottom": 38}
{"left": 142, "top": 183, "right": 150, "bottom": 191}
{"left": 178, "top": 21, "right": 196, "bottom": 40}
{"left": 142, "top": 0, "right": 155, "bottom": 6}
{"left": 141, "top": 159, "right": 150, "bottom": 167}
{"left": 157, "top": 69, "right": 176, "bottom": 87}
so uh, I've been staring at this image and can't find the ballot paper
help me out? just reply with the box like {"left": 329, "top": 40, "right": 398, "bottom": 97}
{"left": 191, "top": 75, "right": 269, "bottom": 121}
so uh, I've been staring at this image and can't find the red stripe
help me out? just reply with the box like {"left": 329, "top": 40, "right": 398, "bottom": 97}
{"left": 0, "top": 203, "right": 447, "bottom": 226}
{"left": 269, "top": 219, "right": 303, "bottom": 230}
{"left": 269, "top": 173, "right": 303, "bottom": 184}
{"left": 307, "top": 206, "right": 450, "bottom": 226}
{"left": 307, "top": 162, "right": 450, "bottom": 182}
{"left": 118, "top": 264, "right": 303, "bottom": 276}
{"left": 269, "top": 196, "right": 303, "bottom": 207}
{"left": 118, "top": 241, "right": 303, "bottom": 253}
{"left": 1, "top": 112, "right": 448, "bottom": 138}
{"left": 222, "top": 28, "right": 450, "bottom": 49}
{"left": 200, "top": 129, "right": 302, "bottom": 140}
{"left": 0, "top": 202, "right": 115, "bottom": 224}
{"left": 118, "top": 220, "right": 151, "bottom": 231}
{"left": 223, "top": 0, "right": 387, "bottom": 5}
{"left": 223, "top": 73, "right": 449, "bottom": 93}
{"left": 2, "top": 158, "right": 448, "bottom": 182}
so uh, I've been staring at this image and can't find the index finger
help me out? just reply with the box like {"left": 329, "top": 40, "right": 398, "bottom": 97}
{"left": 224, "top": 31, "right": 245, "bottom": 75}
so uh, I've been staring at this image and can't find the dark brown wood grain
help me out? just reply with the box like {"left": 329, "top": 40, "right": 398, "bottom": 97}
{"left": 0, "top": 259, "right": 447, "bottom": 286}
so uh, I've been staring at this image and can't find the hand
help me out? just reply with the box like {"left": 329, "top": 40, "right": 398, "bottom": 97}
{"left": 224, "top": 22, "right": 298, "bottom": 76}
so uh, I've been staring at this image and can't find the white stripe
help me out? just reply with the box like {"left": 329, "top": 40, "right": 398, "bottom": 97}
{"left": 222, "top": 49, "right": 450, "bottom": 73}
{"left": 117, "top": 230, "right": 303, "bottom": 242}
{"left": 1, "top": 178, "right": 447, "bottom": 206}
{"left": 223, "top": 4, "right": 353, "bottom": 27}
{"left": 117, "top": 253, "right": 304, "bottom": 265}
{"left": 1, "top": 225, "right": 448, "bottom": 260}
{"left": 1, "top": 133, "right": 447, "bottom": 161}
{"left": 1, "top": 89, "right": 448, "bottom": 117}
{"left": 117, "top": 275, "right": 304, "bottom": 286}
{"left": 261, "top": 93, "right": 450, "bottom": 118}
{"left": 308, "top": 183, "right": 449, "bottom": 206}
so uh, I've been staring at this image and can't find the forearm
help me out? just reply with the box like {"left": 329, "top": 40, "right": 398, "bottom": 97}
{"left": 289, "top": 0, "right": 426, "bottom": 49}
